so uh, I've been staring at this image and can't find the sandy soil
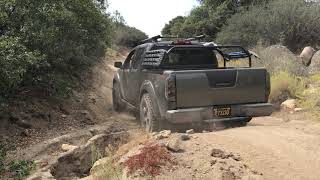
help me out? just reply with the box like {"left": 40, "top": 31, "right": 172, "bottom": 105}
{"left": 136, "top": 116, "right": 320, "bottom": 180}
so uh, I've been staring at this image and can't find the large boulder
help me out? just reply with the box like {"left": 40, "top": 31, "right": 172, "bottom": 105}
{"left": 300, "top": 46, "right": 316, "bottom": 66}
{"left": 309, "top": 50, "right": 320, "bottom": 74}
{"left": 257, "top": 45, "right": 307, "bottom": 76}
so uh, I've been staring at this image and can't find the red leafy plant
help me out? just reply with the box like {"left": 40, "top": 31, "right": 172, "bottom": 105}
{"left": 123, "top": 144, "right": 175, "bottom": 177}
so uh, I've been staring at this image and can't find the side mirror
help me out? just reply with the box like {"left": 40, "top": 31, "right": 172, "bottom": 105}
{"left": 114, "top": 62, "right": 122, "bottom": 68}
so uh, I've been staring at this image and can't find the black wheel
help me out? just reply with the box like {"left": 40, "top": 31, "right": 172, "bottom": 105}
{"left": 112, "top": 83, "right": 125, "bottom": 112}
{"left": 245, "top": 117, "right": 252, "bottom": 123}
{"left": 140, "top": 93, "right": 160, "bottom": 132}
{"left": 225, "top": 118, "right": 251, "bottom": 128}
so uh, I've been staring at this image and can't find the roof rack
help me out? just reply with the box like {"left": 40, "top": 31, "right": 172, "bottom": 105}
{"left": 140, "top": 35, "right": 206, "bottom": 44}
{"left": 185, "top": 35, "right": 206, "bottom": 41}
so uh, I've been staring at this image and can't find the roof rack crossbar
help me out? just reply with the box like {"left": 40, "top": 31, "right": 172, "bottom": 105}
{"left": 140, "top": 35, "right": 206, "bottom": 44}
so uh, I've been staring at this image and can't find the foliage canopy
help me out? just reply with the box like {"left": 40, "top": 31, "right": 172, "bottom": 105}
{"left": 0, "top": 0, "right": 147, "bottom": 98}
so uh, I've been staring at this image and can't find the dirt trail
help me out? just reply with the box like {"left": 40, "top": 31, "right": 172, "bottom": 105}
{"left": 3, "top": 47, "right": 320, "bottom": 180}
{"left": 147, "top": 116, "right": 320, "bottom": 180}
{"left": 201, "top": 119, "right": 320, "bottom": 179}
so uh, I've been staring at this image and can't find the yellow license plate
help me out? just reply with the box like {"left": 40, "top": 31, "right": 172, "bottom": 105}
{"left": 213, "top": 107, "right": 231, "bottom": 117}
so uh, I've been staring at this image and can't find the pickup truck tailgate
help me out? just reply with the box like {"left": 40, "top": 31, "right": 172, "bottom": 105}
{"left": 175, "top": 68, "right": 268, "bottom": 108}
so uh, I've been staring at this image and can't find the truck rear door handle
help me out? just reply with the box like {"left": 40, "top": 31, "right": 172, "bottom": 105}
{"left": 215, "top": 82, "right": 234, "bottom": 87}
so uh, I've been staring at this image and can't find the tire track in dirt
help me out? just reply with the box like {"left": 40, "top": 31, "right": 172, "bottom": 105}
{"left": 195, "top": 117, "right": 320, "bottom": 180}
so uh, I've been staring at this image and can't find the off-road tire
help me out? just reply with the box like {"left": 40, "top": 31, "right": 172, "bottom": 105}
{"left": 225, "top": 117, "right": 251, "bottom": 128}
{"left": 140, "top": 93, "right": 160, "bottom": 132}
{"left": 112, "top": 83, "right": 125, "bottom": 112}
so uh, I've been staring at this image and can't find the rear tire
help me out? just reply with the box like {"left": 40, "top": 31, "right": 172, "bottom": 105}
{"left": 112, "top": 83, "right": 125, "bottom": 112}
{"left": 140, "top": 93, "right": 160, "bottom": 132}
{"left": 225, "top": 118, "right": 251, "bottom": 128}
{"left": 245, "top": 117, "right": 252, "bottom": 123}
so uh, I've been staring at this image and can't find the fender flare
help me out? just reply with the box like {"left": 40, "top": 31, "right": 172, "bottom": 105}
{"left": 112, "top": 73, "right": 124, "bottom": 99}
{"left": 139, "top": 80, "right": 162, "bottom": 117}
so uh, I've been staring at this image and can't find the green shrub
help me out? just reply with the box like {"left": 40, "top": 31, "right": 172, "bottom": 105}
{"left": 217, "top": 0, "right": 320, "bottom": 52}
{"left": 161, "top": 0, "right": 269, "bottom": 39}
{"left": 0, "top": 142, "right": 16, "bottom": 176}
{"left": 0, "top": 36, "right": 44, "bottom": 97}
{"left": 269, "top": 71, "right": 305, "bottom": 104}
{"left": 0, "top": 0, "right": 114, "bottom": 98}
{"left": 112, "top": 24, "right": 148, "bottom": 48}
{"left": 8, "top": 160, "right": 35, "bottom": 180}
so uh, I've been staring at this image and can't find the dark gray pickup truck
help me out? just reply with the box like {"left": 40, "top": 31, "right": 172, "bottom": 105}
{"left": 112, "top": 36, "right": 273, "bottom": 132}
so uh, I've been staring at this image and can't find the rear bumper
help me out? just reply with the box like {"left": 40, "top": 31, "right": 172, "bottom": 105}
{"left": 165, "top": 103, "right": 273, "bottom": 124}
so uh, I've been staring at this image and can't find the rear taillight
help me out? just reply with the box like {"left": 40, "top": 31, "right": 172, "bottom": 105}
{"left": 165, "top": 74, "right": 176, "bottom": 102}
{"left": 266, "top": 72, "right": 271, "bottom": 102}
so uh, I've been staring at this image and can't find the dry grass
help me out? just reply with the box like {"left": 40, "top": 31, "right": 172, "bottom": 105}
{"left": 90, "top": 157, "right": 122, "bottom": 180}
{"left": 300, "top": 74, "right": 320, "bottom": 115}
{"left": 269, "top": 70, "right": 320, "bottom": 117}
{"left": 90, "top": 145, "right": 123, "bottom": 180}
{"left": 89, "top": 131, "right": 151, "bottom": 179}
{"left": 269, "top": 71, "right": 305, "bottom": 105}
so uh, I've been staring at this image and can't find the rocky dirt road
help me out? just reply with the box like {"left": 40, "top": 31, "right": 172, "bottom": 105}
{"left": 6, "top": 48, "right": 320, "bottom": 180}
{"left": 26, "top": 111, "right": 320, "bottom": 180}
{"left": 144, "top": 115, "right": 320, "bottom": 180}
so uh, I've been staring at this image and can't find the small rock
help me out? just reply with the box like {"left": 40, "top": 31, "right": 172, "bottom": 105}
{"left": 232, "top": 154, "right": 242, "bottom": 161}
{"left": 180, "top": 134, "right": 190, "bottom": 141}
{"left": 151, "top": 132, "right": 158, "bottom": 136}
{"left": 61, "top": 114, "right": 67, "bottom": 118}
{"left": 20, "top": 129, "right": 31, "bottom": 137}
{"left": 281, "top": 99, "right": 297, "bottom": 110}
{"left": 211, "top": 148, "right": 229, "bottom": 159}
{"left": 202, "top": 130, "right": 209, "bottom": 133}
{"left": 166, "top": 138, "right": 182, "bottom": 152}
{"left": 161, "top": 130, "right": 171, "bottom": 137}
{"left": 186, "top": 129, "right": 195, "bottom": 134}
{"left": 16, "top": 119, "right": 32, "bottom": 129}
{"left": 155, "top": 130, "right": 171, "bottom": 140}
{"left": 294, "top": 108, "right": 303, "bottom": 112}
{"left": 61, "top": 144, "right": 78, "bottom": 151}
{"left": 210, "top": 159, "right": 217, "bottom": 166}
{"left": 81, "top": 110, "right": 89, "bottom": 115}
